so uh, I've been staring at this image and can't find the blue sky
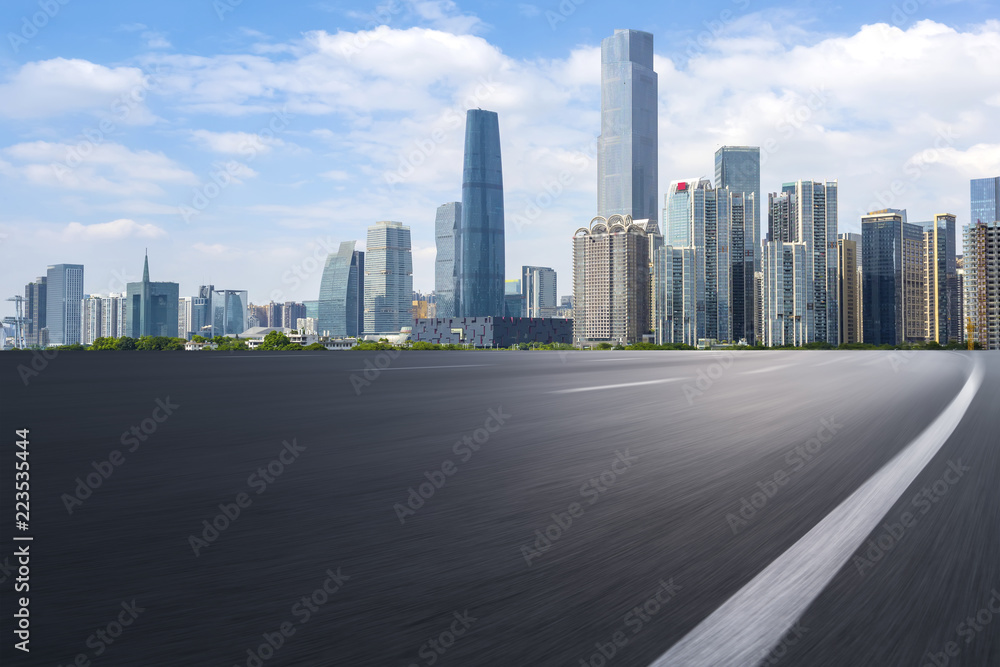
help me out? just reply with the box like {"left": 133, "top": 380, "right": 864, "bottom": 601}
{"left": 2, "top": 0, "right": 999, "bottom": 318}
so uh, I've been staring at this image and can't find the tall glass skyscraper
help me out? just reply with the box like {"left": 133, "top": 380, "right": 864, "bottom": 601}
{"left": 364, "top": 221, "right": 413, "bottom": 334}
{"left": 45, "top": 263, "right": 84, "bottom": 345}
{"left": 715, "top": 146, "right": 761, "bottom": 274}
{"left": 434, "top": 202, "right": 461, "bottom": 318}
{"left": 319, "top": 241, "right": 364, "bottom": 337}
{"left": 971, "top": 176, "right": 1000, "bottom": 225}
{"left": 125, "top": 254, "right": 179, "bottom": 338}
{"left": 459, "top": 110, "right": 505, "bottom": 318}
{"left": 210, "top": 290, "right": 249, "bottom": 336}
{"left": 598, "top": 29, "right": 657, "bottom": 221}
{"left": 663, "top": 179, "right": 710, "bottom": 247}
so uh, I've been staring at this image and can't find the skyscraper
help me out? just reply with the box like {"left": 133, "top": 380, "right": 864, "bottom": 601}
{"left": 970, "top": 176, "right": 1000, "bottom": 225}
{"left": 838, "top": 234, "right": 862, "bottom": 344}
{"left": 319, "top": 241, "right": 365, "bottom": 338}
{"left": 434, "top": 202, "right": 461, "bottom": 318}
{"left": 364, "top": 221, "right": 413, "bottom": 334}
{"left": 861, "top": 210, "right": 924, "bottom": 345}
{"left": 46, "top": 263, "right": 84, "bottom": 345}
{"left": 598, "top": 29, "right": 657, "bottom": 220}
{"left": 573, "top": 215, "right": 655, "bottom": 345}
{"left": 762, "top": 242, "right": 809, "bottom": 347}
{"left": 715, "top": 146, "right": 761, "bottom": 275}
{"left": 459, "top": 110, "right": 505, "bottom": 318}
{"left": 522, "top": 266, "right": 557, "bottom": 318}
{"left": 125, "top": 254, "right": 179, "bottom": 338}
{"left": 963, "top": 221, "right": 1000, "bottom": 349}
{"left": 663, "top": 179, "right": 711, "bottom": 247}
{"left": 655, "top": 245, "right": 697, "bottom": 345}
{"left": 924, "top": 214, "right": 959, "bottom": 344}
{"left": 23, "top": 276, "right": 46, "bottom": 347}
{"left": 211, "top": 290, "right": 249, "bottom": 336}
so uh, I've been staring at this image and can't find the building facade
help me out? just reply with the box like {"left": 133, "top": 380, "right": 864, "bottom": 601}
{"left": 762, "top": 242, "right": 809, "bottom": 347}
{"left": 364, "top": 221, "right": 413, "bottom": 334}
{"left": 715, "top": 146, "right": 761, "bottom": 275}
{"left": 23, "top": 276, "right": 46, "bottom": 347}
{"left": 838, "top": 234, "right": 862, "bottom": 344}
{"left": 413, "top": 317, "right": 573, "bottom": 347}
{"left": 522, "top": 266, "right": 557, "bottom": 318}
{"left": 923, "top": 213, "right": 959, "bottom": 344}
{"left": 319, "top": 240, "right": 365, "bottom": 338}
{"left": 861, "top": 210, "right": 926, "bottom": 345}
{"left": 46, "top": 263, "right": 84, "bottom": 346}
{"left": 459, "top": 110, "right": 505, "bottom": 318}
{"left": 970, "top": 176, "right": 1000, "bottom": 226}
{"left": 434, "top": 202, "right": 461, "bottom": 318}
{"left": 598, "top": 29, "right": 658, "bottom": 221}
{"left": 573, "top": 215, "right": 654, "bottom": 345}
{"left": 125, "top": 255, "right": 179, "bottom": 339}
{"left": 964, "top": 221, "right": 1000, "bottom": 349}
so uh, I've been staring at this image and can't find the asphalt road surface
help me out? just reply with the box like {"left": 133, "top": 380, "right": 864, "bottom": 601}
{"left": 1, "top": 349, "right": 997, "bottom": 666}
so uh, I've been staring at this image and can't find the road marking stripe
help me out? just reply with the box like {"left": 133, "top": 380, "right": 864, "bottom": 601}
{"left": 348, "top": 364, "right": 489, "bottom": 371}
{"left": 550, "top": 378, "right": 680, "bottom": 394}
{"left": 649, "top": 362, "right": 983, "bottom": 667}
{"left": 740, "top": 364, "right": 794, "bottom": 375}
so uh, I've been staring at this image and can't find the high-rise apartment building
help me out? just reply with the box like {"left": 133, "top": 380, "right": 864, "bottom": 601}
{"left": 716, "top": 146, "right": 761, "bottom": 275}
{"left": 923, "top": 214, "right": 959, "bottom": 344}
{"left": 434, "top": 202, "right": 461, "bottom": 318}
{"left": 125, "top": 254, "right": 179, "bottom": 338}
{"left": 838, "top": 234, "right": 862, "bottom": 344}
{"left": 364, "top": 221, "right": 413, "bottom": 334}
{"left": 762, "top": 242, "right": 809, "bottom": 347}
{"left": 46, "top": 263, "right": 84, "bottom": 345}
{"left": 655, "top": 245, "right": 697, "bottom": 345}
{"left": 598, "top": 30, "right": 657, "bottom": 220}
{"left": 81, "top": 295, "right": 102, "bottom": 345}
{"left": 282, "top": 302, "right": 307, "bottom": 331}
{"left": 522, "top": 266, "right": 557, "bottom": 318}
{"left": 573, "top": 215, "right": 656, "bottom": 345}
{"left": 964, "top": 221, "right": 1000, "bottom": 349}
{"left": 24, "top": 276, "right": 46, "bottom": 347}
{"left": 319, "top": 241, "right": 365, "bottom": 338}
{"left": 459, "top": 110, "right": 505, "bottom": 318}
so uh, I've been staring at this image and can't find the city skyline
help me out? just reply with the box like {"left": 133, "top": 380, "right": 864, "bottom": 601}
{"left": 2, "top": 5, "right": 998, "bottom": 317}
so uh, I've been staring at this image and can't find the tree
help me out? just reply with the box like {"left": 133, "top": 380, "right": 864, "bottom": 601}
{"left": 303, "top": 342, "right": 327, "bottom": 350}
{"left": 90, "top": 337, "right": 118, "bottom": 350}
{"left": 116, "top": 336, "right": 137, "bottom": 351}
{"left": 192, "top": 335, "right": 206, "bottom": 343}
{"left": 258, "top": 331, "right": 292, "bottom": 350}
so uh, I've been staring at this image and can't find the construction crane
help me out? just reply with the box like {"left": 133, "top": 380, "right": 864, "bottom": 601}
{"left": 5, "top": 295, "right": 26, "bottom": 348}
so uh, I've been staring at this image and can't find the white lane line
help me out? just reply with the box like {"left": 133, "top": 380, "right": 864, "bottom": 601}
{"left": 584, "top": 358, "right": 656, "bottom": 362}
{"left": 348, "top": 364, "right": 489, "bottom": 371}
{"left": 648, "top": 362, "right": 983, "bottom": 667}
{"left": 740, "top": 363, "right": 795, "bottom": 375}
{"left": 550, "top": 378, "right": 681, "bottom": 394}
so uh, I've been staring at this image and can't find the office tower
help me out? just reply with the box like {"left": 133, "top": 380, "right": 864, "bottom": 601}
{"left": 861, "top": 210, "right": 925, "bottom": 345}
{"left": 598, "top": 29, "right": 657, "bottom": 220}
{"left": 838, "top": 234, "right": 862, "bottom": 344}
{"left": 126, "top": 254, "right": 179, "bottom": 338}
{"left": 573, "top": 215, "right": 655, "bottom": 345}
{"left": 265, "top": 301, "right": 282, "bottom": 329}
{"left": 655, "top": 245, "right": 697, "bottom": 345}
{"left": 964, "top": 221, "right": 1000, "bottom": 349}
{"left": 716, "top": 146, "right": 761, "bottom": 271}
{"left": 81, "top": 295, "right": 102, "bottom": 345}
{"left": 970, "top": 176, "right": 1000, "bottom": 225}
{"left": 762, "top": 242, "right": 809, "bottom": 347}
{"left": 459, "top": 110, "right": 505, "bottom": 318}
{"left": 764, "top": 181, "right": 839, "bottom": 345}
{"left": 364, "top": 221, "right": 413, "bottom": 334}
{"left": 304, "top": 300, "right": 319, "bottom": 321}
{"left": 434, "top": 202, "right": 461, "bottom": 318}
{"left": 46, "top": 263, "right": 84, "bottom": 345}
{"left": 208, "top": 290, "right": 249, "bottom": 336}
{"left": 23, "top": 276, "right": 46, "bottom": 347}
{"left": 923, "top": 214, "right": 959, "bottom": 344}
{"left": 522, "top": 266, "right": 557, "bottom": 318}
{"left": 319, "top": 241, "right": 365, "bottom": 337}
{"left": 663, "top": 179, "right": 710, "bottom": 246}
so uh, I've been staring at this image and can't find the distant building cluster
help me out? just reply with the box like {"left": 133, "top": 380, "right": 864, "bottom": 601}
{"left": 5, "top": 31, "right": 999, "bottom": 351}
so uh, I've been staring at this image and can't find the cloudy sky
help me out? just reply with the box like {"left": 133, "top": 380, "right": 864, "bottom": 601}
{"left": 1, "top": 0, "right": 999, "bottom": 317}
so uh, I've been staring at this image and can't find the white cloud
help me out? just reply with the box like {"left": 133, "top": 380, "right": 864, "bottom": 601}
{"left": 190, "top": 129, "right": 285, "bottom": 154}
{"left": 0, "top": 59, "right": 152, "bottom": 119}
{"left": 58, "top": 219, "right": 167, "bottom": 242}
